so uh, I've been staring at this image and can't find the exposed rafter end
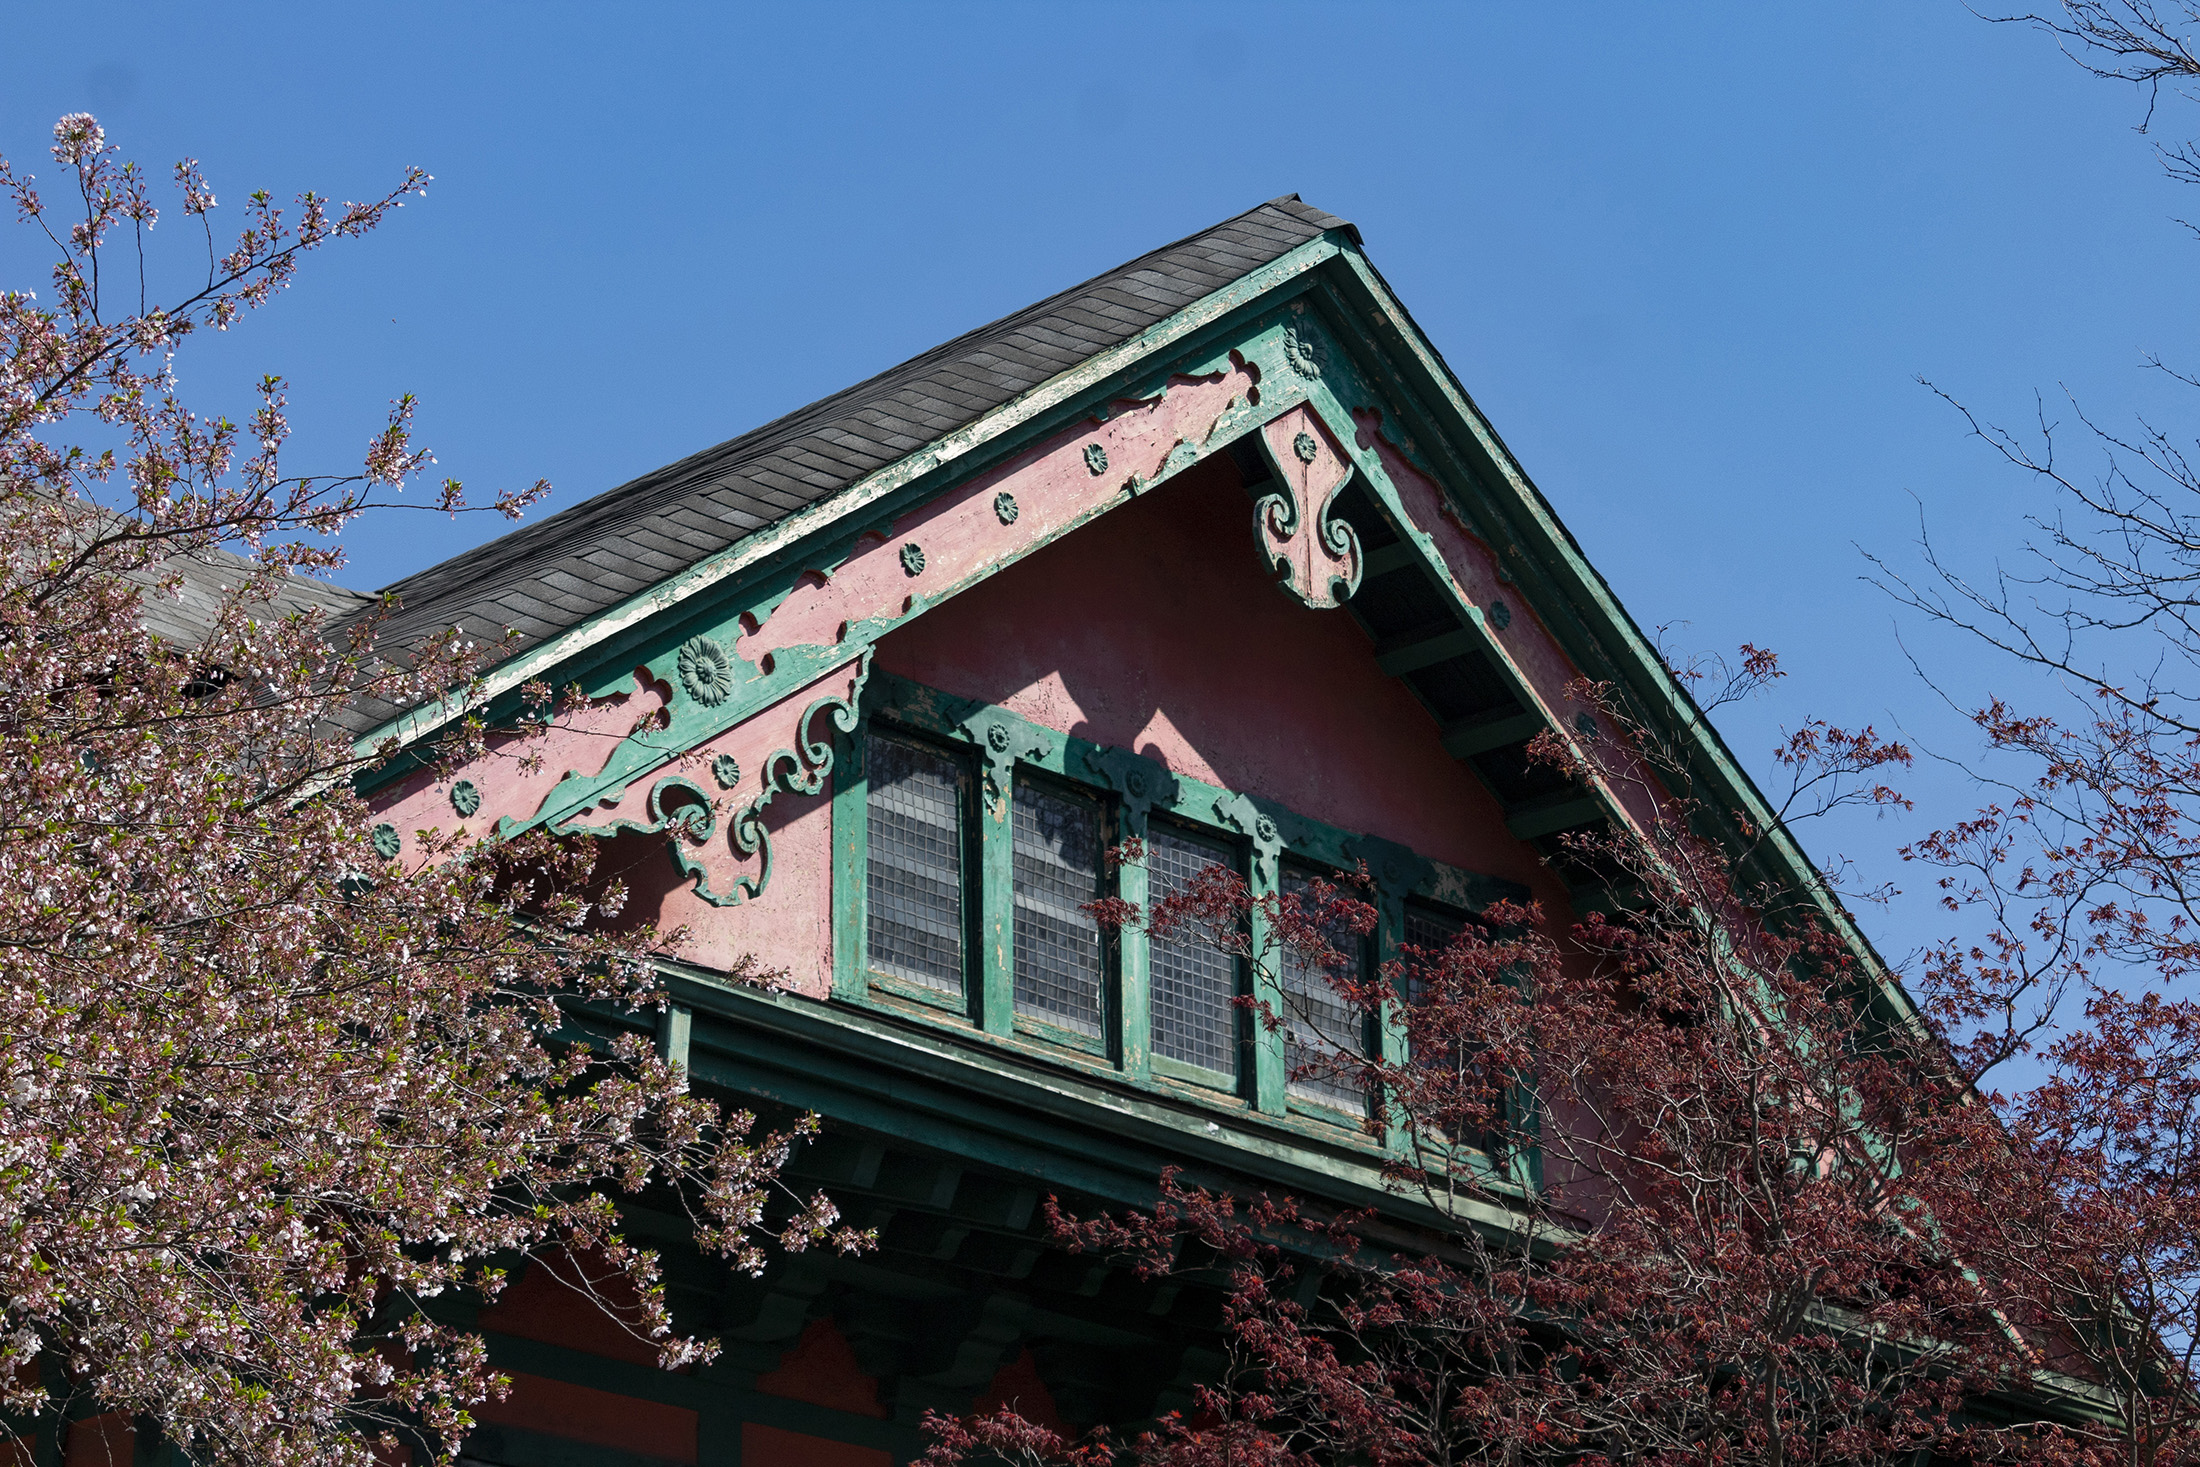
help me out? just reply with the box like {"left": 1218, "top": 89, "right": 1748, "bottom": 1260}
{"left": 1376, "top": 626, "right": 1480, "bottom": 676}
{"left": 1441, "top": 707, "right": 1546, "bottom": 758}
{"left": 1504, "top": 790, "right": 1607, "bottom": 842}
{"left": 1359, "top": 542, "right": 1420, "bottom": 579}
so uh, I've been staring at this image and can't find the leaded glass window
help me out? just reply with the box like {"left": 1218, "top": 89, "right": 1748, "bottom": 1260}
{"left": 865, "top": 733, "right": 965, "bottom": 992}
{"left": 1012, "top": 780, "right": 1105, "bottom": 1036}
{"left": 1403, "top": 905, "right": 1463, "bottom": 1009}
{"left": 1403, "top": 902, "right": 1494, "bottom": 1148}
{"left": 1147, "top": 826, "right": 1238, "bottom": 1074}
{"left": 1281, "top": 869, "right": 1368, "bottom": 1111}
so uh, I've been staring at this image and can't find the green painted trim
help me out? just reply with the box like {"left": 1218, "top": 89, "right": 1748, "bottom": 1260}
{"left": 974, "top": 769, "right": 1014, "bottom": 1040}
{"left": 1114, "top": 824, "right": 1152, "bottom": 1084}
{"left": 869, "top": 673, "right": 1525, "bottom": 914}
{"left": 1313, "top": 247, "right": 1924, "bottom": 1029}
{"left": 828, "top": 723, "right": 869, "bottom": 1003}
{"left": 1244, "top": 856, "right": 1285, "bottom": 1116}
{"left": 667, "top": 963, "right": 1535, "bottom": 1239}
{"left": 346, "top": 234, "right": 1351, "bottom": 763}
{"left": 843, "top": 671, "right": 1528, "bottom": 1130}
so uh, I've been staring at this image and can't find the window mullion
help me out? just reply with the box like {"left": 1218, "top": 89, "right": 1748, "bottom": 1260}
{"left": 1248, "top": 857, "right": 1285, "bottom": 1115}
{"left": 830, "top": 723, "right": 870, "bottom": 1001}
{"left": 974, "top": 772, "right": 1015, "bottom": 1037}
{"left": 1117, "top": 806, "right": 1151, "bottom": 1081}
{"left": 1374, "top": 895, "right": 1410, "bottom": 1156}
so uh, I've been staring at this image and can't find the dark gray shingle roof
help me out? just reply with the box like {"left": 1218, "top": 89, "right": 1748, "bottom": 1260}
{"left": 348, "top": 195, "right": 1352, "bottom": 680}
{"left": 120, "top": 534, "right": 377, "bottom": 649}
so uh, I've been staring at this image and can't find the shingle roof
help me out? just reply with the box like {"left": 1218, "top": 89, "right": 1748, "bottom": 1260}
{"left": 138, "top": 549, "right": 376, "bottom": 648}
{"left": 346, "top": 195, "right": 1353, "bottom": 675}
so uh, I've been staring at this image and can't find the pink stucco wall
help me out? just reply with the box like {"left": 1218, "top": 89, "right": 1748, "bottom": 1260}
{"left": 872, "top": 452, "right": 1574, "bottom": 913}
{"left": 597, "top": 786, "right": 835, "bottom": 996}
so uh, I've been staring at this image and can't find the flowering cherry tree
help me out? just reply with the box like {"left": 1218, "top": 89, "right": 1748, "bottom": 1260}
{"left": 0, "top": 116, "right": 863, "bottom": 1466}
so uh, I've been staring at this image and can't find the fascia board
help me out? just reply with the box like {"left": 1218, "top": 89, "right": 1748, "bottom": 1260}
{"left": 660, "top": 961, "right": 1535, "bottom": 1249}
{"left": 1318, "top": 245, "right": 1923, "bottom": 1029}
{"left": 346, "top": 233, "right": 1351, "bottom": 761}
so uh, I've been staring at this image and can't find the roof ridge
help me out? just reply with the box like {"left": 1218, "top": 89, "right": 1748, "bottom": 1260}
{"left": 342, "top": 196, "right": 1350, "bottom": 686}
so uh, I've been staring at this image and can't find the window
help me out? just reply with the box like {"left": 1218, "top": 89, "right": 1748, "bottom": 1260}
{"left": 1012, "top": 779, "right": 1105, "bottom": 1036}
{"left": 841, "top": 678, "right": 1523, "bottom": 1158}
{"left": 1402, "top": 901, "right": 1497, "bottom": 1151}
{"left": 1147, "top": 825, "right": 1239, "bottom": 1075}
{"left": 865, "top": 733, "right": 965, "bottom": 993}
{"left": 1403, "top": 904, "right": 1462, "bottom": 1006}
{"left": 1281, "top": 868, "right": 1369, "bottom": 1112}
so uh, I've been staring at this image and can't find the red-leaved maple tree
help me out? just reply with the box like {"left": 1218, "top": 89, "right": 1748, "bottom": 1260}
{"left": 920, "top": 654, "right": 2060, "bottom": 1467}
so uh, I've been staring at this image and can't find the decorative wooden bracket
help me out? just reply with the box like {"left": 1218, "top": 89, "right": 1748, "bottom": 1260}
{"left": 1084, "top": 747, "right": 1179, "bottom": 838}
{"left": 1347, "top": 832, "right": 1433, "bottom": 935}
{"left": 554, "top": 652, "right": 872, "bottom": 907}
{"left": 955, "top": 707, "right": 1051, "bottom": 819}
{"left": 1249, "top": 405, "right": 1363, "bottom": 610}
{"left": 1212, "top": 791, "right": 1285, "bottom": 886}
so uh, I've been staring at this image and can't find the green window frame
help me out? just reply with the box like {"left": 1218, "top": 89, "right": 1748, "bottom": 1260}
{"left": 1009, "top": 772, "right": 1111, "bottom": 1052}
{"left": 1280, "top": 863, "right": 1375, "bottom": 1122}
{"left": 831, "top": 673, "right": 1531, "bottom": 1166}
{"left": 856, "top": 728, "right": 975, "bottom": 1016}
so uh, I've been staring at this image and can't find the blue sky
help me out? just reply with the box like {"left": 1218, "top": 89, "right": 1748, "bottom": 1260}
{"left": 4, "top": 3, "right": 2192, "bottom": 972}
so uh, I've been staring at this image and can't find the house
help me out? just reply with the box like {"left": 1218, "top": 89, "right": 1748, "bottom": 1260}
{"left": 351, "top": 196, "right": 1869, "bottom": 1467}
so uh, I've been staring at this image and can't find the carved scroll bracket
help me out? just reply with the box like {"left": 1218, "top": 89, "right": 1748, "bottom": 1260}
{"left": 1213, "top": 791, "right": 1286, "bottom": 888}
{"left": 1084, "top": 747, "right": 1180, "bottom": 838}
{"left": 1347, "top": 832, "right": 1434, "bottom": 936}
{"left": 553, "top": 652, "right": 872, "bottom": 908}
{"left": 955, "top": 707, "right": 1050, "bottom": 820}
{"left": 1251, "top": 407, "right": 1363, "bottom": 611}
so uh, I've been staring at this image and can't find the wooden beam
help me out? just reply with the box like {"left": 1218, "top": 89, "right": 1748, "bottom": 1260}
{"left": 1376, "top": 626, "right": 1478, "bottom": 677}
{"left": 1441, "top": 707, "right": 1545, "bottom": 758}
{"left": 1360, "top": 541, "right": 1419, "bottom": 579}
{"left": 1504, "top": 790, "right": 1607, "bottom": 841}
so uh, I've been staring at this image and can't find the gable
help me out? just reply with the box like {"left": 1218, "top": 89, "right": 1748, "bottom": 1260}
{"left": 871, "top": 452, "right": 1556, "bottom": 900}
{"left": 347, "top": 195, "right": 1916, "bottom": 1211}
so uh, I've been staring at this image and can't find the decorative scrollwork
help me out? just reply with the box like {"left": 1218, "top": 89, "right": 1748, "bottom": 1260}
{"left": 958, "top": 708, "right": 1050, "bottom": 818}
{"left": 1253, "top": 421, "right": 1363, "bottom": 613}
{"left": 555, "top": 653, "right": 873, "bottom": 908}
{"left": 677, "top": 635, "right": 735, "bottom": 707}
{"left": 1085, "top": 746, "right": 1178, "bottom": 836}
{"left": 1214, "top": 792, "right": 1286, "bottom": 885}
{"left": 1283, "top": 319, "right": 1324, "bottom": 379}
{"left": 1347, "top": 833, "right": 1433, "bottom": 935}
{"left": 449, "top": 779, "right": 481, "bottom": 818}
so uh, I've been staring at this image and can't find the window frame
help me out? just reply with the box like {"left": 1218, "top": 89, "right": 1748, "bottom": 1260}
{"left": 830, "top": 672, "right": 1531, "bottom": 1172}
{"left": 1279, "top": 859, "right": 1378, "bottom": 1125}
{"left": 854, "top": 725, "right": 979, "bottom": 1020}
{"left": 1143, "top": 813, "right": 1250, "bottom": 1097}
{"left": 1006, "top": 766, "right": 1114, "bottom": 1058}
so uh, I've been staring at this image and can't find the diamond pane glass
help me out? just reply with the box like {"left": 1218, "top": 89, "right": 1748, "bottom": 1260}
{"left": 1281, "top": 870, "right": 1367, "bottom": 1109}
{"left": 1403, "top": 905, "right": 1463, "bottom": 1009}
{"left": 865, "top": 733, "right": 964, "bottom": 992}
{"left": 1403, "top": 902, "right": 1493, "bottom": 1147}
{"left": 1148, "top": 827, "right": 1238, "bottom": 1073}
{"left": 1013, "top": 781, "right": 1104, "bottom": 1036}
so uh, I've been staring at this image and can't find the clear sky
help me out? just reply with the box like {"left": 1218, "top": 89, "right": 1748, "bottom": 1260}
{"left": 4, "top": 3, "right": 2191, "bottom": 973}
